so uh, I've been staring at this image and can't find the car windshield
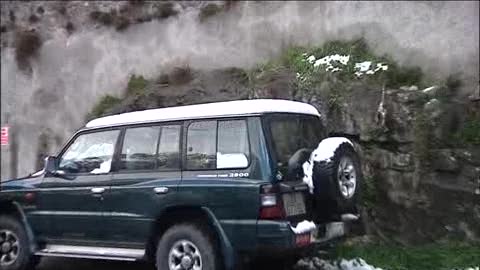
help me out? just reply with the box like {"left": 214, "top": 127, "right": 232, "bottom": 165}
{"left": 266, "top": 114, "right": 325, "bottom": 169}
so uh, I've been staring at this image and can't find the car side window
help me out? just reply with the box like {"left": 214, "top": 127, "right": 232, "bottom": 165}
{"left": 58, "top": 130, "right": 120, "bottom": 174}
{"left": 120, "top": 126, "right": 160, "bottom": 171}
{"left": 186, "top": 119, "right": 250, "bottom": 170}
{"left": 217, "top": 120, "right": 250, "bottom": 168}
{"left": 157, "top": 125, "right": 181, "bottom": 170}
{"left": 186, "top": 121, "right": 217, "bottom": 170}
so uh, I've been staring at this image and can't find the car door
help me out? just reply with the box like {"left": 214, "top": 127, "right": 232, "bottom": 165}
{"left": 102, "top": 123, "right": 182, "bottom": 246}
{"left": 33, "top": 128, "right": 120, "bottom": 244}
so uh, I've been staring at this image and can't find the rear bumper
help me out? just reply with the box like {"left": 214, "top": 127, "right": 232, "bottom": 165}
{"left": 254, "top": 220, "right": 348, "bottom": 254}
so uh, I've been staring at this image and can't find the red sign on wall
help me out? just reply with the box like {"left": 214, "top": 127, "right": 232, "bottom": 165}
{"left": 1, "top": 126, "right": 9, "bottom": 146}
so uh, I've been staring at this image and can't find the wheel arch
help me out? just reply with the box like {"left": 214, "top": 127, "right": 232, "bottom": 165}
{"left": 145, "top": 205, "right": 235, "bottom": 270}
{"left": 0, "top": 200, "right": 37, "bottom": 253}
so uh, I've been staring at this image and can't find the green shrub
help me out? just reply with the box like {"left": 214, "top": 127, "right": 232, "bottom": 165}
{"left": 258, "top": 39, "right": 425, "bottom": 94}
{"left": 199, "top": 3, "right": 223, "bottom": 22}
{"left": 169, "top": 66, "right": 193, "bottom": 85}
{"left": 155, "top": 2, "right": 178, "bottom": 19}
{"left": 455, "top": 114, "right": 480, "bottom": 146}
{"left": 15, "top": 30, "right": 42, "bottom": 71}
{"left": 65, "top": 22, "right": 75, "bottom": 35}
{"left": 89, "top": 95, "right": 122, "bottom": 119}
{"left": 115, "top": 16, "right": 131, "bottom": 31}
{"left": 89, "top": 11, "right": 114, "bottom": 26}
{"left": 127, "top": 74, "right": 148, "bottom": 95}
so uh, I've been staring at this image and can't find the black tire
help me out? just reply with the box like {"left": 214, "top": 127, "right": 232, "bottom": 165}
{"left": 156, "top": 223, "right": 220, "bottom": 270}
{"left": 312, "top": 142, "right": 362, "bottom": 222}
{"left": 0, "top": 215, "right": 38, "bottom": 270}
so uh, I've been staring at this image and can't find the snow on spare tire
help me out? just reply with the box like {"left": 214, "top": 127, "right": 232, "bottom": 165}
{"left": 302, "top": 137, "right": 361, "bottom": 217}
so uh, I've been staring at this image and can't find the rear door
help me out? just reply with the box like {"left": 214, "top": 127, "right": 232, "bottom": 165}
{"left": 102, "top": 123, "right": 182, "bottom": 246}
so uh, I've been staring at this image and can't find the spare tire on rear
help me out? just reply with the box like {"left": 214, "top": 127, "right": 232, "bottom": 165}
{"left": 311, "top": 142, "right": 362, "bottom": 223}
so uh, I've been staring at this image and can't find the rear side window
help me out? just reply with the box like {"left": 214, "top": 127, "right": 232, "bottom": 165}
{"left": 120, "top": 125, "right": 181, "bottom": 171}
{"left": 186, "top": 121, "right": 217, "bottom": 170}
{"left": 217, "top": 120, "right": 249, "bottom": 168}
{"left": 186, "top": 119, "right": 250, "bottom": 170}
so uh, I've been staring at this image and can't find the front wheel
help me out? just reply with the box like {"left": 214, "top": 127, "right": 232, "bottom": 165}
{"left": 156, "top": 223, "right": 220, "bottom": 270}
{"left": 0, "top": 215, "right": 38, "bottom": 270}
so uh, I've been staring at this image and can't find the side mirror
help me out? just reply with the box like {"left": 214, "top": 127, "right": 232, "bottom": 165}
{"left": 44, "top": 156, "right": 57, "bottom": 174}
{"left": 43, "top": 156, "right": 71, "bottom": 179}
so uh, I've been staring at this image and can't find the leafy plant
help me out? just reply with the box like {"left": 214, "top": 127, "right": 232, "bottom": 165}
{"left": 89, "top": 95, "right": 122, "bottom": 119}
{"left": 127, "top": 74, "right": 148, "bottom": 95}
{"left": 15, "top": 30, "right": 42, "bottom": 71}
{"left": 455, "top": 114, "right": 480, "bottom": 146}
{"left": 155, "top": 2, "right": 178, "bottom": 19}
{"left": 199, "top": 3, "right": 223, "bottom": 22}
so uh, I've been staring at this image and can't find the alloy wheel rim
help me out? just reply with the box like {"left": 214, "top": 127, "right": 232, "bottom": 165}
{"left": 0, "top": 230, "right": 20, "bottom": 266}
{"left": 168, "top": 240, "right": 202, "bottom": 270}
{"left": 337, "top": 156, "right": 357, "bottom": 199}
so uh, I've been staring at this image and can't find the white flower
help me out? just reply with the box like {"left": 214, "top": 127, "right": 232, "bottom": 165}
{"left": 331, "top": 67, "right": 342, "bottom": 72}
{"left": 355, "top": 61, "right": 372, "bottom": 72}
{"left": 375, "top": 63, "right": 389, "bottom": 71}
{"left": 339, "top": 55, "right": 350, "bottom": 65}
{"left": 355, "top": 71, "right": 363, "bottom": 77}
{"left": 307, "top": 55, "right": 316, "bottom": 63}
{"left": 366, "top": 70, "right": 375, "bottom": 74}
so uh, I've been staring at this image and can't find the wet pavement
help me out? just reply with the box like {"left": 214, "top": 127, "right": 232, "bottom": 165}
{"left": 37, "top": 258, "right": 153, "bottom": 270}
{"left": 36, "top": 257, "right": 275, "bottom": 270}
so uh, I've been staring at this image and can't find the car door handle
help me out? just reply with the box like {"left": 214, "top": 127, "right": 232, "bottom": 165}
{"left": 91, "top": 187, "right": 105, "bottom": 195}
{"left": 153, "top": 187, "right": 169, "bottom": 195}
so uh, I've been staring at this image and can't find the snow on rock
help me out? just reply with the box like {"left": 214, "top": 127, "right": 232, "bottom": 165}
{"left": 296, "top": 257, "right": 384, "bottom": 270}
{"left": 302, "top": 137, "right": 353, "bottom": 193}
{"left": 290, "top": 220, "right": 317, "bottom": 234}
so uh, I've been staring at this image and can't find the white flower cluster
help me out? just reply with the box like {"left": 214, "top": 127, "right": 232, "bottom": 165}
{"left": 354, "top": 61, "right": 389, "bottom": 77}
{"left": 304, "top": 53, "right": 350, "bottom": 73}
{"left": 299, "top": 52, "right": 389, "bottom": 78}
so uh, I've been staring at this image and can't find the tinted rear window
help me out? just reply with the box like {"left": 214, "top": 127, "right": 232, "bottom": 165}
{"left": 266, "top": 114, "right": 325, "bottom": 168}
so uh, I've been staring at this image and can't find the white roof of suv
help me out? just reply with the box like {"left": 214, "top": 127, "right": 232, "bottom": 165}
{"left": 85, "top": 99, "right": 320, "bottom": 128}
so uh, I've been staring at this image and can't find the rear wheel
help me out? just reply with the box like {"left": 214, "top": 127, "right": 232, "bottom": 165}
{"left": 0, "top": 215, "right": 38, "bottom": 270}
{"left": 156, "top": 223, "right": 220, "bottom": 270}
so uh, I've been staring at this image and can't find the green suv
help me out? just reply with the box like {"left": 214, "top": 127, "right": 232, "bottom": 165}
{"left": 0, "top": 99, "right": 362, "bottom": 270}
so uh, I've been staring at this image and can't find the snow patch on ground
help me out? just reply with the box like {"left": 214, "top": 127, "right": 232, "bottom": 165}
{"left": 296, "top": 257, "right": 479, "bottom": 270}
{"left": 290, "top": 220, "right": 317, "bottom": 234}
{"left": 302, "top": 137, "right": 353, "bottom": 193}
{"left": 296, "top": 257, "right": 383, "bottom": 270}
